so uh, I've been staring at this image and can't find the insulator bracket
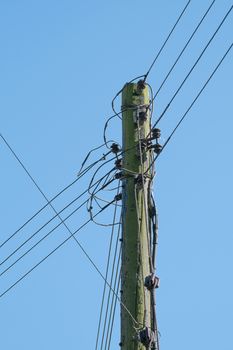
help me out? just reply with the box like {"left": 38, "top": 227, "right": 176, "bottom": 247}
{"left": 111, "top": 143, "right": 121, "bottom": 154}
{"left": 139, "top": 327, "right": 155, "bottom": 348}
{"left": 144, "top": 274, "right": 160, "bottom": 290}
{"left": 115, "top": 158, "right": 122, "bottom": 169}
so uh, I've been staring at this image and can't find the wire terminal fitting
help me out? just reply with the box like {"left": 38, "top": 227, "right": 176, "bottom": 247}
{"left": 144, "top": 274, "right": 160, "bottom": 290}
{"left": 138, "top": 327, "right": 155, "bottom": 348}
{"left": 115, "top": 158, "right": 122, "bottom": 169}
{"left": 115, "top": 171, "right": 124, "bottom": 180}
{"left": 115, "top": 193, "right": 122, "bottom": 201}
{"left": 111, "top": 143, "right": 121, "bottom": 154}
{"left": 150, "top": 143, "right": 163, "bottom": 155}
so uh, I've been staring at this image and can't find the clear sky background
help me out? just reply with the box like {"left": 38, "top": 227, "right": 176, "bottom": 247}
{"left": 0, "top": 1, "right": 233, "bottom": 349}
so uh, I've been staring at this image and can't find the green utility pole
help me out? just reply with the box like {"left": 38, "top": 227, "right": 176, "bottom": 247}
{"left": 121, "top": 81, "right": 157, "bottom": 349}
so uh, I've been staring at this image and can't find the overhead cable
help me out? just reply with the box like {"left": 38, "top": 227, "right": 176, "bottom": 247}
{"left": 153, "top": 4, "right": 233, "bottom": 128}
{"left": 0, "top": 145, "right": 114, "bottom": 248}
{"left": 148, "top": 42, "right": 233, "bottom": 170}
{"left": 153, "top": 0, "right": 216, "bottom": 101}
{"left": 0, "top": 201, "right": 139, "bottom": 331}
{"left": 0, "top": 162, "right": 116, "bottom": 250}
{"left": 0, "top": 171, "right": 116, "bottom": 267}
{"left": 144, "top": 0, "right": 192, "bottom": 81}
{"left": 95, "top": 201, "right": 121, "bottom": 350}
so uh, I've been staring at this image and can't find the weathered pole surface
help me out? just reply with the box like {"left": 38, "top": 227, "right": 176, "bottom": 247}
{"left": 121, "top": 81, "right": 153, "bottom": 349}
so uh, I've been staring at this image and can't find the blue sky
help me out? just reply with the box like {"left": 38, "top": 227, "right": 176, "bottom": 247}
{"left": 0, "top": 1, "right": 233, "bottom": 349}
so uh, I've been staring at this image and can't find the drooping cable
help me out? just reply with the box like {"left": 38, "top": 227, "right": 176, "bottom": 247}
{"left": 0, "top": 176, "right": 120, "bottom": 278}
{"left": 0, "top": 145, "right": 114, "bottom": 248}
{"left": 0, "top": 169, "right": 116, "bottom": 266}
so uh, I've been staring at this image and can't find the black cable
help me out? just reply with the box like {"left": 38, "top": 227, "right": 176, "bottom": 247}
{"left": 0, "top": 199, "right": 138, "bottom": 329}
{"left": 104, "top": 248, "right": 122, "bottom": 350}
{"left": 153, "top": 0, "right": 216, "bottom": 101}
{"left": 99, "top": 207, "right": 121, "bottom": 349}
{"left": 105, "top": 81, "right": 154, "bottom": 149}
{"left": 103, "top": 114, "right": 122, "bottom": 149}
{"left": 106, "top": 268, "right": 121, "bottom": 350}
{"left": 0, "top": 176, "right": 119, "bottom": 278}
{"left": 151, "top": 194, "right": 158, "bottom": 270}
{"left": 148, "top": 42, "right": 233, "bottom": 171}
{"left": 0, "top": 204, "right": 111, "bottom": 299}
{"left": 88, "top": 157, "right": 117, "bottom": 195}
{"left": 144, "top": 0, "right": 192, "bottom": 81}
{"left": 0, "top": 169, "right": 116, "bottom": 266}
{"left": 0, "top": 177, "right": 77, "bottom": 248}
{"left": 88, "top": 176, "right": 123, "bottom": 227}
{"left": 152, "top": 4, "right": 233, "bottom": 128}
{"left": 0, "top": 146, "right": 112, "bottom": 248}
{"left": 77, "top": 143, "right": 111, "bottom": 176}
{"left": 0, "top": 199, "right": 88, "bottom": 277}
{"left": 111, "top": 75, "right": 146, "bottom": 124}
{"left": 95, "top": 200, "right": 121, "bottom": 350}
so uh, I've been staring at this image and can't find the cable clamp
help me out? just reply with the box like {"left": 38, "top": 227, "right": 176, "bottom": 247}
{"left": 114, "top": 193, "right": 122, "bottom": 201}
{"left": 138, "top": 327, "right": 155, "bottom": 348}
{"left": 149, "top": 143, "right": 163, "bottom": 155}
{"left": 134, "top": 174, "right": 147, "bottom": 186}
{"left": 110, "top": 143, "right": 121, "bottom": 154}
{"left": 132, "top": 104, "right": 150, "bottom": 124}
{"left": 137, "top": 79, "right": 146, "bottom": 90}
{"left": 115, "top": 171, "right": 124, "bottom": 180}
{"left": 144, "top": 273, "right": 160, "bottom": 290}
{"left": 115, "top": 158, "right": 122, "bottom": 169}
{"left": 151, "top": 128, "right": 161, "bottom": 140}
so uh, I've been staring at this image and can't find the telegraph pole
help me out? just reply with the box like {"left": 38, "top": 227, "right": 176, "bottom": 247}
{"left": 120, "top": 81, "right": 160, "bottom": 349}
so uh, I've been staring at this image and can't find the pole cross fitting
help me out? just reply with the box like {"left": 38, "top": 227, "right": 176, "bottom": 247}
{"left": 144, "top": 274, "right": 160, "bottom": 290}
{"left": 139, "top": 327, "right": 155, "bottom": 348}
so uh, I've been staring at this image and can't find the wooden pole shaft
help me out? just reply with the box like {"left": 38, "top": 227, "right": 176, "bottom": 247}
{"left": 121, "top": 82, "right": 152, "bottom": 350}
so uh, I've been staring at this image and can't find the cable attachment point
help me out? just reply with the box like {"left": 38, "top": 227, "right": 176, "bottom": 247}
{"left": 111, "top": 143, "right": 121, "bottom": 154}
{"left": 151, "top": 143, "right": 163, "bottom": 155}
{"left": 137, "top": 79, "right": 146, "bottom": 90}
{"left": 138, "top": 327, "right": 155, "bottom": 348}
{"left": 133, "top": 105, "right": 149, "bottom": 125}
{"left": 144, "top": 273, "right": 160, "bottom": 290}
{"left": 152, "top": 128, "right": 161, "bottom": 140}
{"left": 115, "top": 171, "right": 124, "bottom": 180}
{"left": 134, "top": 174, "right": 147, "bottom": 187}
{"left": 115, "top": 158, "right": 122, "bottom": 169}
{"left": 146, "top": 128, "right": 161, "bottom": 143}
{"left": 115, "top": 193, "right": 122, "bottom": 201}
{"left": 138, "top": 110, "right": 147, "bottom": 123}
{"left": 137, "top": 140, "right": 147, "bottom": 152}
